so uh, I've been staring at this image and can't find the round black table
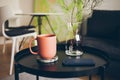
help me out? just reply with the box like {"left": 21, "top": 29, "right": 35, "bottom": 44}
{"left": 14, "top": 44, "right": 109, "bottom": 80}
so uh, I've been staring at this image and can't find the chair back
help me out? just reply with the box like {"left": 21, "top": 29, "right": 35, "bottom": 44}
{"left": 0, "top": 1, "right": 22, "bottom": 38}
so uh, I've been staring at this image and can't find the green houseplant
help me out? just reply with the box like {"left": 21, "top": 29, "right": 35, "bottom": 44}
{"left": 58, "top": 0, "right": 103, "bottom": 56}
{"left": 58, "top": 0, "right": 103, "bottom": 35}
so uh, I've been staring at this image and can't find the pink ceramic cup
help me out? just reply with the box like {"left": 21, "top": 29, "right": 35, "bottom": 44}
{"left": 29, "top": 34, "right": 56, "bottom": 60}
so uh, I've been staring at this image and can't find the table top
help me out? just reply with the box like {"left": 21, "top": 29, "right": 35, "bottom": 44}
{"left": 15, "top": 44, "right": 109, "bottom": 78}
{"left": 16, "top": 13, "right": 63, "bottom": 16}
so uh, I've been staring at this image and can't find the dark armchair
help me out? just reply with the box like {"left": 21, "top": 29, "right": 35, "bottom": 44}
{"left": 82, "top": 10, "right": 120, "bottom": 79}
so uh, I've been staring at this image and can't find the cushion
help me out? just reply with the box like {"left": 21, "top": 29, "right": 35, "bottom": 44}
{"left": 82, "top": 37, "right": 120, "bottom": 61}
{"left": 4, "top": 20, "right": 36, "bottom": 36}
{"left": 87, "top": 10, "right": 120, "bottom": 40}
{"left": 5, "top": 26, "right": 35, "bottom": 36}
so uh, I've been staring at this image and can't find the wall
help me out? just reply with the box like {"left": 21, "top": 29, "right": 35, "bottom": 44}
{"left": 19, "top": 0, "right": 34, "bottom": 25}
{"left": 0, "top": 0, "right": 120, "bottom": 36}
{"left": 17, "top": 0, "right": 120, "bottom": 30}
{"left": 20, "top": 0, "right": 34, "bottom": 13}
{"left": 95, "top": 0, "right": 120, "bottom": 10}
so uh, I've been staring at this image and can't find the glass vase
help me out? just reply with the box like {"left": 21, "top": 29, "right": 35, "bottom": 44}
{"left": 65, "top": 22, "right": 83, "bottom": 56}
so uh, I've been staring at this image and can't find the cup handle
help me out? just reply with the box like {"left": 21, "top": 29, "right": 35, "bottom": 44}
{"left": 29, "top": 38, "right": 38, "bottom": 54}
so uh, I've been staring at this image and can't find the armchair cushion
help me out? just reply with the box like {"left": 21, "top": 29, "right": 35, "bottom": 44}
{"left": 82, "top": 10, "right": 120, "bottom": 60}
{"left": 82, "top": 37, "right": 120, "bottom": 61}
{"left": 82, "top": 10, "right": 120, "bottom": 78}
{"left": 4, "top": 20, "right": 36, "bottom": 37}
{"left": 87, "top": 10, "right": 120, "bottom": 40}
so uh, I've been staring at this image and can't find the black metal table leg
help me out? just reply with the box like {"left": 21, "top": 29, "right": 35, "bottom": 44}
{"left": 89, "top": 75, "right": 92, "bottom": 80}
{"left": 28, "top": 16, "right": 34, "bottom": 26}
{"left": 28, "top": 15, "right": 42, "bottom": 34}
{"left": 37, "top": 16, "right": 42, "bottom": 34}
{"left": 100, "top": 66, "right": 106, "bottom": 80}
{"left": 36, "top": 75, "right": 39, "bottom": 80}
{"left": 14, "top": 64, "right": 19, "bottom": 80}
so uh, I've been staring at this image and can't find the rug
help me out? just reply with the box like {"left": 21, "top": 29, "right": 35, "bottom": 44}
{"left": 1, "top": 72, "right": 81, "bottom": 80}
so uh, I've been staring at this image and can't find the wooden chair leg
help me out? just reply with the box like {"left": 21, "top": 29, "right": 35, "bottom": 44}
{"left": 16, "top": 38, "right": 19, "bottom": 52}
{"left": 9, "top": 38, "right": 16, "bottom": 75}
{"left": 3, "top": 37, "right": 6, "bottom": 54}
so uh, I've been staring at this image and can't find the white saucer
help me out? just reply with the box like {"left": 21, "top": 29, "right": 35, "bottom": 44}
{"left": 36, "top": 56, "right": 58, "bottom": 63}
{"left": 65, "top": 50, "right": 83, "bottom": 56}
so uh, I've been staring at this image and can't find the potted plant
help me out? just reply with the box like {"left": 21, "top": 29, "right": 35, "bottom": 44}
{"left": 58, "top": 0, "right": 103, "bottom": 56}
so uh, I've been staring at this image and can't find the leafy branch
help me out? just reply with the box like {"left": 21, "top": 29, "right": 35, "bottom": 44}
{"left": 58, "top": 0, "right": 103, "bottom": 37}
{"left": 58, "top": 0, "right": 103, "bottom": 22}
{"left": 58, "top": 0, "right": 83, "bottom": 23}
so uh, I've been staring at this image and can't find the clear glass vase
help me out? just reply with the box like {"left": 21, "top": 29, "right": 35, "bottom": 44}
{"left": 65, "top": 22, "right": 83, "bottom": 56}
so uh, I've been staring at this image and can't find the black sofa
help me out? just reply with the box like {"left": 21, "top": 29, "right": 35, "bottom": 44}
{"left": 82, "top": 10, "right": 120, "bottom": 79}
